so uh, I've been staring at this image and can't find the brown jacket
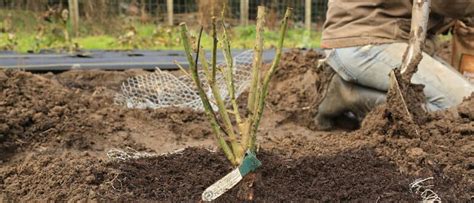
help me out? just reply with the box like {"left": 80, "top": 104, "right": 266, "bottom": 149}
{"left": 321, "top": 0, "right": 474, "bottom": 51}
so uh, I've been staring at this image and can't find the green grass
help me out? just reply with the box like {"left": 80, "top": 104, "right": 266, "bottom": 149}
{"left": 1, "top": 26, "right": 322, "bottom": 52}
{"left": 76, "top": 35, "right": 117, "bottom": 50}
{"left": 0, "top": 9, "right": 322, "bottom": 53}
{"left": 231, "top": 26, "right": 321, "bottom": 49}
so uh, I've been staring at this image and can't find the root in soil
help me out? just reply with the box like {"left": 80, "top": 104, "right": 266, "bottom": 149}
{"left": 379, "top": 69, "right": 429, "bottom": 138}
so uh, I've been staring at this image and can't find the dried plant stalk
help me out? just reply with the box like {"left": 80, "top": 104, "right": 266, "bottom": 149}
{"left": 208, "top": 17, "right": 244, "bottom": 163}
{"left": 220, "top": 14, "right": 242, "bottom": 127}
{"left": 180, "top": 24, "right": 236, "bottom": 165}
{"left": 247, "top": 6, "right": 266, "bottom": 115}
{"left": 250, "top": 8, "right": 292, "bottom": 150}
{"left": 180, "top": 7, "right": 291, "bottom": 165}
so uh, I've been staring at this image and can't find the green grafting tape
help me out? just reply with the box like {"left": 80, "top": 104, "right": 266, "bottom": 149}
{"left": 238, "top": 151, "right": 262, "bottom": 176}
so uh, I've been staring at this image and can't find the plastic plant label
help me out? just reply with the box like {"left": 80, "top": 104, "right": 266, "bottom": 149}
{"left": 202, "top": 151, "right": 261, "bottom": 201}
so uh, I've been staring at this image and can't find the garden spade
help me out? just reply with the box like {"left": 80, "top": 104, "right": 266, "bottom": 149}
{"left": 202, "top": 151, "right": 261, "bottom": 202}
{"left": 388, "top": 0, "right": 431, "bottom": 135}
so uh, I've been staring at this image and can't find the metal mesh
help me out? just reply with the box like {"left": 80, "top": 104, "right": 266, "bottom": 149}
{"left": 107, "top": 147, "right": 158, "bottom": 161}
{"left": 409, "top": 177, "right": 441, "bottom": 202}
{"left": 0, "top": 0, "right": 329, "bottom": 26}
{"left": 115, "top": 50, "right": 254, "bottom": 111}
{"left": 107, "top": 147, "right": 216, "bottom": 162}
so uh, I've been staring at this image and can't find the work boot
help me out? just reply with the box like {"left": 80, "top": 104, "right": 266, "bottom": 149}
{"left": 313, "top": 68, "right": 386, "bottom": 130}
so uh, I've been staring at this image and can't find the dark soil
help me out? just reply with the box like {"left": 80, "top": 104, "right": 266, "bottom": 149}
{"left": 0, "top": 49, "right": 472, "bottom": 201}
{"left": 98, "top": 147, "right": 417, "bottom": 201}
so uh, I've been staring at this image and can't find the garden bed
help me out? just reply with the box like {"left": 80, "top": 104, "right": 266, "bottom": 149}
{"left": 0, "top": 49, "right": 472, "bottom": 201}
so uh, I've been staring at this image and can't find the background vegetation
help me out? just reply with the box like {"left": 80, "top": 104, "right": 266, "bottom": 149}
{"left": 0, "top": 0, "right": 324, "bottom": 53}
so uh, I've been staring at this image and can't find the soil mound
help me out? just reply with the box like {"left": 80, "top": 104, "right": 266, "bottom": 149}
{"left": 267, "top": 49, "right": 325, "bottom": 127}
{"left": 0, "top": 70, "right": 140, "bottom": 160}
{"left": 0, "top": 150, "right": 109, "bottom": 201}
{"left": 50, "top": 69, "right": 149, "bottom": 100}
{"left": 52, "top": 70, "right": 212, "bottom": 143}
{"left": 360, "top": 94, "right": 473, "bottom": 194}
{"left": 0, "top": 69, "right": 214, "bottom": 158}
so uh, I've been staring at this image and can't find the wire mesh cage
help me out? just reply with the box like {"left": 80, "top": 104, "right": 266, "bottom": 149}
{"left": 115, "top": 50, "right": 255, "bottom": 111}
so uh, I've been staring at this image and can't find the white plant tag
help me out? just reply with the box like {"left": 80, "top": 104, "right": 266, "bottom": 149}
{"left": 201, "top": 168, "right": 243, "bottom": 201}
{"left": 201, "top": 150, "right": 261, "bottom": 201}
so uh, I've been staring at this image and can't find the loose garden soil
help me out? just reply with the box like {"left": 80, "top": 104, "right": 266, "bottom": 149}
{"left": 0, "top": 49, "right": 472, "bottom": 201}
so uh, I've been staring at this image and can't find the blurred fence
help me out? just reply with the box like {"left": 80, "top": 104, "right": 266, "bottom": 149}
{"left": 0, "top": 0, "right": 328, "bottom": 29}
